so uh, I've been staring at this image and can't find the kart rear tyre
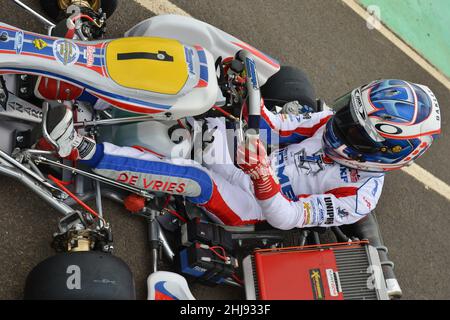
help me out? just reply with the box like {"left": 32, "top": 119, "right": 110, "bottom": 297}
{"left": 40, "top": 0, "right": 118, "bottom": 21}
{"left": 261, "top": 66, "right": 317, "bottom": 112}
{"left": 24, "top": 251, "right": 136, "bottom": 300}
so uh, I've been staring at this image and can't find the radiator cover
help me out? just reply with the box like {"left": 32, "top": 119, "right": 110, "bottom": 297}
{"left": 243, "top": 241, "right": 389, "bottom": 300}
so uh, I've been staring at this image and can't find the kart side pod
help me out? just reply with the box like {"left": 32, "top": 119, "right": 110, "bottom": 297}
{"left": 24, "top": 251, "right": 136, "bottom": 300}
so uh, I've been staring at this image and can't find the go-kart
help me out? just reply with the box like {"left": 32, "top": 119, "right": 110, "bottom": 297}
{"left": 0, "top": 0, "right": 401, "bottom": 300}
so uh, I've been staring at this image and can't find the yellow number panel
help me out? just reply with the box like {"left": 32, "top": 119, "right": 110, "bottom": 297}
{"left": 106, "top": 37, "right": 188, "bottom": 95}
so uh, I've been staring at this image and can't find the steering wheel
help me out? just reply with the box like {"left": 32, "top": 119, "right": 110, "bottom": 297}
{"left": 234, "top": 50, "right": 262, "bottom": 145}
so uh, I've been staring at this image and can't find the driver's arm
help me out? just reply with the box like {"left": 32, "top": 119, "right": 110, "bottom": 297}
{"left": 259, "top": 176, "right": 384, "bottom": 229}
{"left": 260, "top": 106, "right": 333, "bottom": 145}
{"left": 238, "top": 136, "right": 384, "bottom": 229}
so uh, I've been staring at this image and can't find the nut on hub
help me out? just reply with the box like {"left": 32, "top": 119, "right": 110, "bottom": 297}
{"left": 57, "top": 0, "right": 101, "bottom": 11}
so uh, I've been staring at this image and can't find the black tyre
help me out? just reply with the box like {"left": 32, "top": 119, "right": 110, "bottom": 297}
{"left": 40, "top": 0, "right": 118, "bottom": 21}
{"left": 261, "top": 66, "right": 317, "bottom": 112}
{"left": 24, "top": 251, "right": 136, "bottom": 300}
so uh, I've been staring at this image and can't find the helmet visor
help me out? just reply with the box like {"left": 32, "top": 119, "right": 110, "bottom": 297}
{"left": 331, "top": 92, "right": 383, "bottom": 154}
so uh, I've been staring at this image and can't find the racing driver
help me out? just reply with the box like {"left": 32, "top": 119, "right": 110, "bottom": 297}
{"left": 45, "top": 79, "right": 441, "bottom": 229}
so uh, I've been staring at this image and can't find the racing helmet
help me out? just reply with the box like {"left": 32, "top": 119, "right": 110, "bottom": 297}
{"left": 322, "top": 79, "right": 441, "bottom": 172}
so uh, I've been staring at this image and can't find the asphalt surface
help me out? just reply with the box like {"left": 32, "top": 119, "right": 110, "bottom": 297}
{"left": 0, "top": 0, "right": 449, "bottom": 300}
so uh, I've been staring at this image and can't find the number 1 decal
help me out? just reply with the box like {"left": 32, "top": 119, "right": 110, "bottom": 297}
{"left": 117, "top": 50, "right": 174, "bottom": 62}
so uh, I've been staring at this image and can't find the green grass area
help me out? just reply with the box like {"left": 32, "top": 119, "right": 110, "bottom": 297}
{"left": 359, "top": 0, "right": 450, "bottom": 78}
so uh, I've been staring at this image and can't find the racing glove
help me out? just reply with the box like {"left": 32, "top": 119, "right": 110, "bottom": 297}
{"left": 237, "top": 137, "right": 281, "bottom": 200}
{"left": 45, "top": 104, "right": 96, "bottom": 160}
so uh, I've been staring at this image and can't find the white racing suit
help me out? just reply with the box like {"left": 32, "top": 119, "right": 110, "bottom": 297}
{"left": 81, "top": 107, "right": 384, "bottom": 229}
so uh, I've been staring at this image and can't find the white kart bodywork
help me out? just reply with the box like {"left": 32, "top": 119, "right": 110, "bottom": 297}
{"left": 0, "top": 15, "right": 281, "bottom": 157}
{"left": 0, "top": 20, "right": 218, "bottom": 120}
{"left": 110, "top": 15, "right": 281, "bottom": 157}
{"left": 126, "top": 14, "right": 280, "bottom": 86}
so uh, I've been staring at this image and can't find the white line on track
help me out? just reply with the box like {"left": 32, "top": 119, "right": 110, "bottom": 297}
{"left": 133, "top": 0, "right": 190, "bottom": 16}
{"left": 402, "top": 164, "right": 450, "bottom": 201}
{"left": 133, "top": 0, "right": 450, "bottom": 201}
